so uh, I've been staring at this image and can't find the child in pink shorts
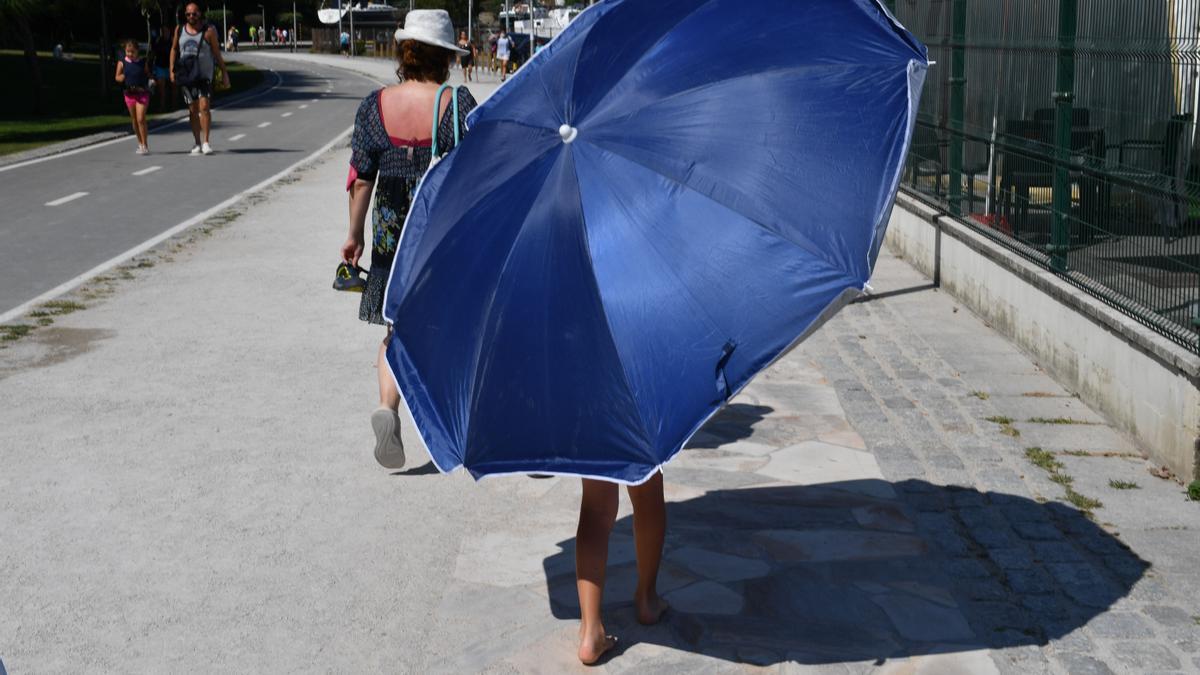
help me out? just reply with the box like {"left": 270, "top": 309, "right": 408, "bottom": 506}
{"left": 115, "top": 39, "right": 152, "bottom": 154}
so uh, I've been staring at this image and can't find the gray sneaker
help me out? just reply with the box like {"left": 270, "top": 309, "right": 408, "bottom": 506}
{"left": 371, "top": 408, "right": 406, "bottom": 469}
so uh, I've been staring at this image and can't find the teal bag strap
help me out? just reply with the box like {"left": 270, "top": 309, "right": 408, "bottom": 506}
{"left": 430, "top": 83, "right": 461, "bottom": 159}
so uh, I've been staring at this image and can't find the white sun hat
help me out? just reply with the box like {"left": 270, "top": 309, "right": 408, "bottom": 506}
{"left": 394, "top": 9, "right": 468, "bottom": 54}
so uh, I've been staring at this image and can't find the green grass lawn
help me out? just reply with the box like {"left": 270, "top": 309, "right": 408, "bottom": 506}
{"left": 0, "top": 51, "right": 263, "bottom": 156}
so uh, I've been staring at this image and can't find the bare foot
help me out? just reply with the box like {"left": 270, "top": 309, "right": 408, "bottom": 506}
{"left": 635, "top": 593, "right": 669, "bottom": 625}
{"left": 578, "top": 628, "right": 616, "bottom": 665}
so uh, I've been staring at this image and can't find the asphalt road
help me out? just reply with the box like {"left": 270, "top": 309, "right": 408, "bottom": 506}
{"left": 0, "top": 53, "right": 385, "bottom": 318}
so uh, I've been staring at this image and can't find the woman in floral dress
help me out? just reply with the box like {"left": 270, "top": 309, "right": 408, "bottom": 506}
{"left": 341, "top": 10, "right": 474, "bottom": 469}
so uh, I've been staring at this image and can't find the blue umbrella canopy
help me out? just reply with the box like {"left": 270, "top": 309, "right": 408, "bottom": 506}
{"left": 384, "top": 0, "right": 928, "bottom": 483}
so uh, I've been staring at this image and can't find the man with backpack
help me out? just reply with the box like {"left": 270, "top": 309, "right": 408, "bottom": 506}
{"left": 170, "top": 3, "right": 230, "bottom": 155}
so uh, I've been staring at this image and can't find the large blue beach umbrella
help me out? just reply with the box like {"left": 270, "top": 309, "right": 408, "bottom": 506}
{"left": 384, "top": 0, "right": 927, "bottom": 484}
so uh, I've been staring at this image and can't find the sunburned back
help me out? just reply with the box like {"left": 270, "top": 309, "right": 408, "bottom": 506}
{"left": 379, "top": 82, "right": 453, "bottom": 142}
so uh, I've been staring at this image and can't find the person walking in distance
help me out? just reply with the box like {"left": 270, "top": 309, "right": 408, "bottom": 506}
{"left": 457, "top": 30, "right": 476, "bottom": 82}
{"left": 495, "top": 29, "right": 512, "bottom": 81}
{"left": 115, "top": 39, "right": 152, "bottom": 154}
{"left": 151, "top": 28, "right": 174, "bottom": 110}
{"left": 171, "top": 3, "right": 229, "bottom": 155}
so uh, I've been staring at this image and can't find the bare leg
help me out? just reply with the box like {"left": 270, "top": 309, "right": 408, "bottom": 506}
{"left": 188, "top": 101, "right": 201, "bottom": 145}
{"left": 135, "top": 102, "right": 149, "bottom": 147}
{"left": 377, "top": 337, "right": 401, "bottom": 411}
{"left": 627, "top": 471, "right": 668, "bottom": 624}
{"left": 127, "top": 104, "right": 140, "bottom": 140}
{"left": 197, "top": 96, "right": 211, "bottom": 143}
{"left": 576, "top": 479, "right": 618, "bottom": 665}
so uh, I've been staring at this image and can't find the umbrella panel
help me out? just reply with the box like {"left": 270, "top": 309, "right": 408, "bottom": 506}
{"left": 588, "top": 64, "right": 917, "bottom": 284}
{"left": 386, "top": 123, "right": 565, "bottom": 470}
{"left": 573, "top": 140, "right": 858, "bottom": 459}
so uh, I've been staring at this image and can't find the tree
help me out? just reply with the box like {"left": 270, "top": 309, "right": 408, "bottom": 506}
{"left": 276, "top": 11, "right": 302, "bottom": 27}
{"left": 0, "top": 0, "right": 44, "bottom": 114}
{"left": 207, "top": 8, "right": 233, "bottom": 26}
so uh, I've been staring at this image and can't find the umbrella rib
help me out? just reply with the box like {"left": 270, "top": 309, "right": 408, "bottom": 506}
{"left": 471, "top": 117, "right": 555, "bottom": 135}
{"left": 460, "top": 197, "right": 540, "bottom": 454}
{"left": 566, "top": 150, "right": 661, "bottom": 454}
{"left": 456, "top": 149, "right": 663, "bottom": 457}
{"left": 582, "top": 138, "right": 853, "bottom": 277}
{"left": 534, "top": 63, "right": 565, "bottom": 127}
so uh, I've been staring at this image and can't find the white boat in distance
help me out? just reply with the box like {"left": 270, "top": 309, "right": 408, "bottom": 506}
{"left": 318, "top": 2, "right": 400, "bottom": 25}
{"left": 502, "top": 5, "right": 584, "bottom": 38}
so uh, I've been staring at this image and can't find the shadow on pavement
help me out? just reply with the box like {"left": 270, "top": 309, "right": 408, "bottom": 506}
{"left": 684, "top": 403, "right": 773, "bottom": 449}
{"left": 220, "top": 148, "right": 303, "bottom": 155}
{"left": 541, "top": 479, "right": 1146, "bottom": 667}
{"left": 392, "top": 461, "right": 440, "bottom": 476}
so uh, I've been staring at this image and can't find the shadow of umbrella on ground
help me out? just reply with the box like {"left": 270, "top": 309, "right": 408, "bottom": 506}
{"left": 683, "top": 403, "right": 774, "bottom": 449}
{"left": 541, "top": 479, "right": 1146, "bottom": 668}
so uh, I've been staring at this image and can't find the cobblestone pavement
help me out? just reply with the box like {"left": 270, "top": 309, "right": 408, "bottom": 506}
{"left": 791, "top": 252, "right": 1200, "bottom": 674}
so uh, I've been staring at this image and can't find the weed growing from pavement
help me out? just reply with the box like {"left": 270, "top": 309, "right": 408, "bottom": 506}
{"left": 35, "top": 300, "right": 86, "bottom": 316}
{"left": 1193, "top": 615, "right": 1200, "bottom": 626}
{"left": 1188, "top": 481, "right": 1200, "bottom": 502}
{"left": 1064, "top": 488, "right": 1103, "bottom": 513}
{"left": 1026, "top": 447, "right": 1063, "bottom": 472}
{"left": 1027, "top": 417, "right": 1094, "bottom": 425}
{"left": 1059, "top": 449, "right": 1143, "bottom": 460}
{"left": 0, "top": 324, "right": 34, "bottom": 341}
{"left": 1021, "top": 391, "right": 1060, "bottom": 397}
{"left": 1108, "top": 479, "right": 1139, "bottom": 490}
{"left": 969, "top": 390, "right": 989, "bottom": 400}
{"left": 1025, "top": 446, "right": 1103, "bottom": 517}
{"left": 985, "top": 415, "right": 1022, "bottom": 438}
{"left": 984, "top": 415, "right": 1021, "bottom": 437}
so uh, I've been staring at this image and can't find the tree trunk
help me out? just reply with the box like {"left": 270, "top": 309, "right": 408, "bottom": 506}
{"left": 100, "top": 0, "right": 111, "bottom": 97}
{"left": 16, "top": 14, "right": 43, "bottom": 115}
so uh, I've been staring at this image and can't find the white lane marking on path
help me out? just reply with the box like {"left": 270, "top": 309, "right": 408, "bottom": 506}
{"left": 132, "top": 165, "right": 162, "bottom": 176}
{"left": 310, "top": 98, "right": 318, "bottom": 102}
{"left": 0, "top": 69, "right": 284, "bottom": 175}
{"left": 299, "top": 104, "right": 308, "bottom": 109}
{"left": 281, "top": 112, "right": 293, "bottom": 117}
{"left": 229, "top": 133, "right": 246, "bottom": 141}
{"left": 0, "top": 126, "right": 356, "bottom": 326}
{"left": 45, "top": 192, "right": 88, "bottom": 206}
{"left": 258, "top": 122, "right": 271, "bottom": 128}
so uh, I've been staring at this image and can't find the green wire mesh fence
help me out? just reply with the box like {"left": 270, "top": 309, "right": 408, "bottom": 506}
{"left": 891, "top": 0, "right": 1200, "bottom": 353}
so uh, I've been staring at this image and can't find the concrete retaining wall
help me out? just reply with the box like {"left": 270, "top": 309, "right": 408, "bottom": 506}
{"left": 884, "top": 193, "right": 1200, "bottom": 481}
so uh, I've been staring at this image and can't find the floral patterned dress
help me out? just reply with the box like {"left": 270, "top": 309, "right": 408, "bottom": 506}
{"left": 349, "top": 86, "right": 476, "bottom": 324}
